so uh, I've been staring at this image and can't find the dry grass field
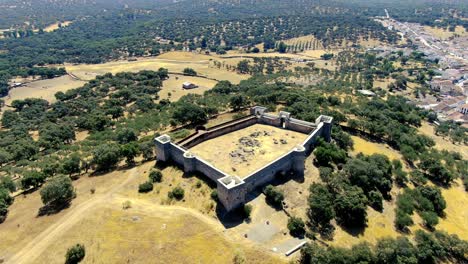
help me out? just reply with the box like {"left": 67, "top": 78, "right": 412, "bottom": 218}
{"left": 2, "top": 75, "right": 86, "bottom": 109}
{"left": 350, "top": 136, "right": 402, "bottom": 161}
{"left": 331, "top": 136, "right": 468, "bottom": 248}
{"left": 189, "top": 124, "right": 307, "bottom": 178}
{"left": 418, "top": 122, "right": 468, "bottom": 159}
{"left": 43, "top": 21, "right": 72, "bottom": 32}
{"left": 423, "top": 25, "right": 467, "bottom": 40}
{"left": 0, "top": 162, "right": 285, "bottom": 264}
{"left": 278, "top": 35, "right": 325, "bottom": 53}
{"left": 66, "top": 52, "right": 248, "bottom": 84}
{"left": 159, "top": 74, "right": 218, "bottom": 101}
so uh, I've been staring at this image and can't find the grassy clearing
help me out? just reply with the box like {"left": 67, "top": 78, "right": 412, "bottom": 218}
{"left": 0, "top": 162, "right": 284, "bottom": 263}
{"left": 277, "top": 35, "right": 325, "bottom": 53}
{"left": 418, "top": 122, "right": 468, "bottom": 159}
{"left": 436, "top": 180, "right": 468, "bottom": 240}
{"left": 2, "top": 75, "right": 86, "bottom": 111}
{"left": 66, "top": 52, "right": 248, "bottom": 84}
{"left": 34, "top": 202, "right": 281, "bottom": 264}
{"left": 350, "top": 136, "right": 402, "bottom": 161}
{"left": 423, "top": 25, "right": 467, "bottom": 40}
{"left": 43, "top": 21, "right": 72, "bottom": 32}
{"left": 159, "top": 74, "right": 217, "bottom": 101}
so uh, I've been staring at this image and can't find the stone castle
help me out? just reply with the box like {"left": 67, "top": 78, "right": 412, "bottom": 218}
{"left": 155, "top": 106, "right": 333, "bottom": 211}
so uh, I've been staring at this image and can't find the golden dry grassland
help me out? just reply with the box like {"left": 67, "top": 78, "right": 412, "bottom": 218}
{"left": 418, "top": 121, "right": 468, "bottom": 159}
{"left": 66, "top": 52, "right": 249, "bottom": 84}
{"left": 2, "top": 75, "right": 86, "bottom": 108}
{"left": 43, "top": 21, "right": 72, "bottom": 32}
{"left": 0, "top": 162, "right": 285, "bottom": 264}
{"left": 328, "top": 136, "right": 468, "bottom": 248}
{"left": 423, "top": 25, "right": 467, "bottom": 40}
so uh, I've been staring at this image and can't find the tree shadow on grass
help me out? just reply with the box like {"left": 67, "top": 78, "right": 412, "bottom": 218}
{"left": 37, "top": 202, "right": 71, "bottom": 217}
{"left": 337, "top": 221, "right": 367, "bottom": 237}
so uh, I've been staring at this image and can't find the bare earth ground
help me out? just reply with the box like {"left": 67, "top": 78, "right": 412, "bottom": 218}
{"left": 66, "top": 52, "right": 248, "bottom": 84}
{"left": 0, "top": 162, "right": 284, "bottom": 264}
{"left": 3, "top": 75, "right": 86, "bottom": 107}
{"left": 189, "top": 124, "right": 308, "bottom": 178}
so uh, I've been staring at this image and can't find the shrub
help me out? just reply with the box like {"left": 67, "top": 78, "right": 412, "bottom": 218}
{"left": 263, "top": 185, "right": 284, "bottom": 207}
{"left": 287, "top": 216, "right": 306, "bottom": 237}
{"left": 65, "top": 244, "right": 85, "bottom": 264}
{"left": 210, "top": 190, "right": 218, "bottom": 201}
{"left": 0, "top": 201, "right": 8, "bottom": 223}
{"left": 168, "top": 186, "right": 184, "bottom": 200}
{"left": 149, "top": 170, "right": 162, "bottom": 183}
{"left": 138, "top": 181, "right": 153, "bottom": 193}
{"left": 368, "top": 190, "right": 383, "bottom": 212}
{"left": 243, "top": 204, "right": 252, "bottom": 218}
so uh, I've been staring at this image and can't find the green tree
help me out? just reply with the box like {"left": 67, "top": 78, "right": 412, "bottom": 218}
{"left": 368, "top": 190, "right": 383, "bottom": 212}
{"left": 287, "top": 216, "right": 306, "bottom": 237}
{"left": 308, "top": 183, "right": 335, "bottom": 227}
{"left": 62, "top": 154, "right": 81, "bottom": 176}
{"left": 237, "top": 60, "right": 250, "bottom": 74}
{"left": 116, "top": 128, "right": 137, "bottom": 144}
{"left": 183, "top": 68, "right": 197, "bottom": 76}
{"left": 92, "top": 143, "right": 122, "bottom": 171}
{"left": 395, "top": 209, "right": 413, "bottom": 231}
{"left": 139, "top": 141, "right": 155, "bottom": 160}
{"left": 40, "top": 175, "right": 75, "bottom": 208}
{"left": 230, "top": 95, "right": 249, "bottom": 111}
{"left": 334, "top": 185, "right": 368, "bottom": 227}
{"left": 263, "top": 185, "right": 284, "bottom": 207}
{"left": 65, "top": 244, "right": 85, "bottom": 264}
{"left": 120, "top": 142, "right": 140, "bottom": 165}
{"left": 277, "top": 42, "right": 287, "bottom": 53}
{"left": 21, "top": 171, "right": 46, "bottom": 189}
{"left": 172, "top": 103, "right": 207, "bottom": 125}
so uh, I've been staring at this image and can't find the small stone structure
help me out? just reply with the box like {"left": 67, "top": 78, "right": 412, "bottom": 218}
{"left": 155, "top": 106, "right": 333, "bottom": 211}
{"left": 182, "top": 82, "right": 198, "bottom": 89}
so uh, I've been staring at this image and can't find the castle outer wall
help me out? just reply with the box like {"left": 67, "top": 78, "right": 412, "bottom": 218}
{"left": 155, "top": 106, "right": 333, "bottom": 211}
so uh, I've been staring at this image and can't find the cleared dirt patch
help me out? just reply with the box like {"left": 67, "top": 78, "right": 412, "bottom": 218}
{"left": 189, "top": 124, "right": 308, "bottom": 178}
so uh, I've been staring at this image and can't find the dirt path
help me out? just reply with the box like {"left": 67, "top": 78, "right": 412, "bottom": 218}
{"left": 111, "top": 196, "right": 224, "bottom": 231}
{"left": 6, "top": 168, "right": 140, "bottom": 264}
